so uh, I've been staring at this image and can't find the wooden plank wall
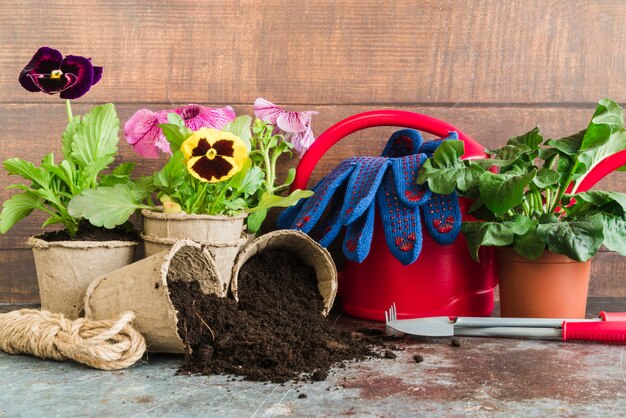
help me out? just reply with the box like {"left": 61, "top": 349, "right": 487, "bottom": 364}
{"left": 1, "top": 0, "right": 625, "bottom": 303}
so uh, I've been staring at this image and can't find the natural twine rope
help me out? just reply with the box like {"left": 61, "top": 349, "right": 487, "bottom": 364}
{"left": 0, "top": 309, "right": 146, "bottom": 370}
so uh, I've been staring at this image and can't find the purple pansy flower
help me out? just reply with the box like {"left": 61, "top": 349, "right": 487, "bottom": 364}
{"left": 125, "top": 105, "right": 237, "bottom": 159}
{"left": 19, "top": 47, "right": 102, "bottom": 99}
{"left": 254, "top": 98, "right": 318, "bottom": 154}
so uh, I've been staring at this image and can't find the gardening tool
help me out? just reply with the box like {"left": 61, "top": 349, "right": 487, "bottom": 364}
{"left": 288, "top": 110, "right": 626, "bottom": 322}
{"left": 385, "top": 303, "right": 626, "bottom": 343}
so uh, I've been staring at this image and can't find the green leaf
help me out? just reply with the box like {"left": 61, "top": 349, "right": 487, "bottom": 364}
{"left": 111, "top": 162, "right": 136, "bottom": 176}
{"left": 432, "top": 140, "right": 465, "bottom": 166}
{"left": 222, "top": 116, "right": 252, "bottom": 151}
{"left": 507, "top": 127, "right": 543, "bottom": 150}
{"left": 3, "top": 158, "right": 50, "bottom": 187}
{"left": 70, "top": 104, "right": 119, "bottom": 168}
{"left": 567, "top": 191, "right": 626, "bottom": 214}
{"left": 153, "top": 151, "right": 187, "bottom": 192}
{"left": 246, "top": 208, "right": 267, "bottom": 234}
{"left": 0, "top": 192, "right": 41, "bottom": 233}
{"left": 461, "top": 215, "right": 533, "bottom": 261}
{"left": 512, "top": 221, "right": 545, "bottom": 260}
{"left": 159, "top": 123, "right": 190, "bottom": 152}
{"left": 61, "top": 115, "right": 80, "bottom": 161}
{"left": 546, "top": 131, "right": 585, "bottom": 155}
{"left": 41, "top": 160, "right": 76, "bottom": 192}
{"left": 282, "top": 167, "right": 296, "bottom": 187}
{"left": 599, "top": 214, "right": 626, "bottom": 255}
{"left": 533, "top": 168, "right": 559, "bottom": 188}
{"left": 248, "top": 189, "right": 314, "bottom": 212}
{"left": 580, "top": 98, "right": 624, "bottom": 151}
{"left": 417, "top": 141, "right": 475, "bottom": 194}
{"left": 167, "top": 112, "right": 186, "bottom": 128}
{"left": 535, "top": 214, "right": 604, "bottom": 261}
{"left": 478, "top": 169, "right": 536, "bottom": 214}
{"left": 68, "top": 184, "right": 148, "bottom": 229}
{"left": 238, "top": 166, "right": 264, "bottom": 195}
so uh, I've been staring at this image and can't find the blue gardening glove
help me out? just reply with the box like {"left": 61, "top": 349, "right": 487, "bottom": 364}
{"left": 276, "top": 159, "right": 356, "bottom": 232}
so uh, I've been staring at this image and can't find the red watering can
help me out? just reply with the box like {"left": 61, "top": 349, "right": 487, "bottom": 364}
{"left": 291, "top": 110, "right": 626, "bottom": 321}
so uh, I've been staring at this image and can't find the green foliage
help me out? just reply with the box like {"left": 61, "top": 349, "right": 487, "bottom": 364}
{"left": 0, "top": 104, "right": 135, "bottom": 236}
{"left": 72, "top": 116, "right": 312, "bottom": 234}
{"left": 417, "top": 98, "right": 626, "bottom": 262}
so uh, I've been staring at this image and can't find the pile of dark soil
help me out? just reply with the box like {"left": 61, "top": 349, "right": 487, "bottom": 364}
{"left": 168, "top": 249, "right": 382, "bottom": 383}
{"left": 38, "top": 220, "right": 139, "bottom": 242}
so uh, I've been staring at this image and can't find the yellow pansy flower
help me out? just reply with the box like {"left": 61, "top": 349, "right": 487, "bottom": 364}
{"left": 180, "top": 128, "right": 248, "bottom": 183}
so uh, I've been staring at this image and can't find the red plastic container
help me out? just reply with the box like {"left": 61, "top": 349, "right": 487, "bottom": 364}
{"left": 291, "top": 110, "right": 626, "bottom": 322}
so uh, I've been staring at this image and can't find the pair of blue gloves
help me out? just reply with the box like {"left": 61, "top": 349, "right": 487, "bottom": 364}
{"left": 277, "top": 129, "right": 461, "bottom": 265}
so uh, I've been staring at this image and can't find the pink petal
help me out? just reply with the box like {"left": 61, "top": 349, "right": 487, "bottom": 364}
{"left": 124, "top": 109, "right": 168, "bottom": 159}
{"left": 175, "top": 104, "right": 236, "bottom": 131}
{"left": 253, "top": 98, "right": 282, "bottom": 124}
{"left": 276, "top": 110, "right": 318, "bottom": 133}
{"left": 286, "top": 122, "right": 316, "bottom": 154}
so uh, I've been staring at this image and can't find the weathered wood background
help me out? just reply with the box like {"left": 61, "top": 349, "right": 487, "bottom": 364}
{"left": 1, "top": 0, "right": 625, "bottom": 303}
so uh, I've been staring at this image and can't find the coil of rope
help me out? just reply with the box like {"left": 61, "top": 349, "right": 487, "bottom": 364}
{"left": 0, "top": 309, "right": 146, "bottom": 370}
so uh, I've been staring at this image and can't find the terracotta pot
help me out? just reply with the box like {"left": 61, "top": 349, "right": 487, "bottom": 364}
{"left": 141, "top": 209, "right": 247, "bottom": 243}
{"left": 496, "top": 248, "right": 591, "bottom": 318}
{"left": 27, "top": 237, "right": 139, "bottom": 319}
{"left": 84, "top": 240, "right": 222, "bottom": 353}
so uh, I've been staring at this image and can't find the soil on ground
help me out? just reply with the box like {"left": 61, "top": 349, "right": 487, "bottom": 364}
{"left": 37, "top": 220, "right": 138, "bottom": 242}
{"left": 168, "top": 249, "right": 389, "bottom": 383}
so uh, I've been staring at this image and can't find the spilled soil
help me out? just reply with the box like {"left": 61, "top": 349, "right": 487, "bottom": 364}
{"left": 168, "top": 249, "right": 388, "bottom": 383}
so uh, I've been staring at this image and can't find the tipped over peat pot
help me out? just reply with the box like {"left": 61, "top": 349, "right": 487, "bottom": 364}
{"left": 141, "top": 209, "right": 250, "bottom": 288}
{"left": 84, "top": 240, "right": 222, "bottom": 353}
{"left": 84, "top": 230, "right": 338, "bottom": 355}
{"left": 28, "top": 236, "right": 138, "bottom": 319}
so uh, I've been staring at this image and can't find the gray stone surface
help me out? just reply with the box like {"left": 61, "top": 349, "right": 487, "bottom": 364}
{"left": 0, "top": 298, "right": 624, "bottom": 417}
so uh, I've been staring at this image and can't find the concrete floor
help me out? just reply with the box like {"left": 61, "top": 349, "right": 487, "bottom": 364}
{"left": 1, "top": 298, "right": 625, "bottom": 417}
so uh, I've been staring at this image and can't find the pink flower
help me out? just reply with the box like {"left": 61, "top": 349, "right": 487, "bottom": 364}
{"left": 124, "top": 109, "right": 170, "bottom": 159}
{"left": 254, "top": 98, "right": 318, "bottom": 154}
{"left": 174, "top": 104, "right": 236, "bottom": 131}
{"left": 124, "top": 105, "right": 237, "bottom": 159}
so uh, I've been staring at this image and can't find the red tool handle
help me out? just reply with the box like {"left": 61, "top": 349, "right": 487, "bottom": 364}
{"left": 291, "top": 110, "right": 486, "bottom": 191}
{"left": 562, "top": 321, "right": 626, "bottom": 343}
{"left": 600, "top": 311, "right": 626, "bottom": 321}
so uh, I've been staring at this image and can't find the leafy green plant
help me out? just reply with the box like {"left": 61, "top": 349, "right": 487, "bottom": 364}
{"left": 417, "top": 98, "right": 626, "bottom": 262}
{"left": 0, "top": 104, "right": 144, "bottom": 236}
{"left": 69, "top": 114, "right": 313, "bottom": 234}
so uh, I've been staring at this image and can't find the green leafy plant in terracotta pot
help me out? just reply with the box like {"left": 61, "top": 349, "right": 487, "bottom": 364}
{"left": 69, "top": 99, "right": 314, "bottom": 286}
{"left": 0, "top": 47, "right": 144, "bottom": 318}
{"left": 417, "top": 98, "right": 626, "bottom": 318}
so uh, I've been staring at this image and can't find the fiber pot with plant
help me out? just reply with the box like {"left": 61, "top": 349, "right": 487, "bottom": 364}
{"left": 417, "top": 98, "right": 626, "bottom": 318}
{"left": 69, "top": 99, "right": 314, "bottom": 286}
{"left": 0, "top": 47, "right": 144, "bottom": 318}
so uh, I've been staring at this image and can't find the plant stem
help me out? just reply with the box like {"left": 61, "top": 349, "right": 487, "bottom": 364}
{"left": 65, "top": 99, "right": 73, "bottom": 123}
{"left": 550, "top": 157, "right": 578, "bottom": 213}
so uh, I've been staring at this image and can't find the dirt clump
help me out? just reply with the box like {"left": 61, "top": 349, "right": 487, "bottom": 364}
{"left": 38, "top": 220, "right": 138, "bottom": 242}
{"left": 169, "top": 249, "right": 379, "bottom": 383}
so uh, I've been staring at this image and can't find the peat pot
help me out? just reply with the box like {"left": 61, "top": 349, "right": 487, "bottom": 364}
{"left": 85, "top": 240, "right": 223, "bottom": 353}
{"left": 27, "top": 237, "right": 139, "bottom": 319}
{"left": 496, "top": 248, "right": 591, "bottom": 319}
{"left": 141, "top": 209, "right": 247, "bottom": 243}
{"left": 141, "top": 209, "right": 249, "bottom": 288}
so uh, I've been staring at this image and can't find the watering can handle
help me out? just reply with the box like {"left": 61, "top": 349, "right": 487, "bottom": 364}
{"left": 291, "top": 110, "right": 486, "bottom": 191}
